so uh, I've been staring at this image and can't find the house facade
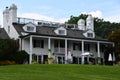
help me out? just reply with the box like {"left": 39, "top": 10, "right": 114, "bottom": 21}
{"left": 2, "top": 4, "right": 114, "bottom": 64}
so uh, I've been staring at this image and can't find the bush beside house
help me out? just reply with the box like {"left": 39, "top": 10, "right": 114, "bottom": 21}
{"left": 0, "top": 39, "right": 28, "bottom": 65}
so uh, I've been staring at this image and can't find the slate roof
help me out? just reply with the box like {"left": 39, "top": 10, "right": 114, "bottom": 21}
{"left": 0, "top": 28, "right": 9, "bottom": 39}
{"left": 13, "top": 23, "right": 108, "bottom": 41}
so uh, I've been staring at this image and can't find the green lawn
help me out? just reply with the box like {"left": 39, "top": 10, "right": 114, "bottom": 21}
{"left": 0, "top": 64, "right": 120, "bottom": 80}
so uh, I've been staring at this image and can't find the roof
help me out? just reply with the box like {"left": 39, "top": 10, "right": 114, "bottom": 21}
{"left": 13, "top": 22, "right": 108, "bottom": 41}
{"left": 0, "top": 28, "right": 9, "bottom": 39}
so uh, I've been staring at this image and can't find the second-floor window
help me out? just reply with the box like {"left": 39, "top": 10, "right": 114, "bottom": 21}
{"left": 33, "top": 40, "right": 44, "bottom": 48}
{"left": 58, "top": 30, "right": 65, "bottom": 35}
{"left": 87, "top": 33, "right": 93, "bottom": 38}
{"left": 27, "top": 26, "right": 34, "bottom": 31}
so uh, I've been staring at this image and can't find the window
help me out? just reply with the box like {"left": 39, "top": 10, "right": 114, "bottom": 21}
{"left": 33, "top": 40, "right": 44, "bottom": 48}
{"left": 54, "top": 40, "right": 65, "bottom": 48}
{"left": 60, "top": 40, "right": 65, "bottom": 48}
{"left": 87, "top": 33, "right": 93, "bottom": 38}
{"left": 27, "top": 26, "right": 34, "bottom": 31}
{"left": 73, "top": 43, "right": 81, "bottom": 51}
{"left": 8, "top": 26, "right": 10, "bottom": 33}
{"left": 84, "top": 43, "right": 90, "bottom": 51}
{"left": 54, "top": 40, "right": 59, "bottom": 48}
{"left": 58, "top": 30, "right": 65, "bottom": 35}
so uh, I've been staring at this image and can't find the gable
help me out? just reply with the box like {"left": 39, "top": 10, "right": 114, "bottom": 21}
{"left": 23, "top": 22, "right": 36, "bottom": 32}
{"left": 83, "top": 30, "right": 95, "bottom": 38}
{"left": 54, "top": 27, "right": 67, "bottom": 35}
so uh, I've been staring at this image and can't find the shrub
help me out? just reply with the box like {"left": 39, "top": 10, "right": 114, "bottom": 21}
{"left": 0, "top": 60, "right": 16, "bottom": 65}
{"left": 0, "top": 39, "right": 18, "bottom": 61}
{"left": 32, "top": 60, "right": 39, "bottom": 64}
{"left": 11, "top": 50, "right": 29, "bottom": 64}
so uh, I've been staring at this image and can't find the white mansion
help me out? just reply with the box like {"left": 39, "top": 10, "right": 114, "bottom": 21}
{"left": 1, "top": 4, "right": 114, "bottom": 64}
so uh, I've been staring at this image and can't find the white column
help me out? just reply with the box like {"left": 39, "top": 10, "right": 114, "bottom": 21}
{"left": 22, "top": 38, "right": 24, "bottom": 50}
{"left": 29, "top": 35, "right": 33, "bottom": 64}
{"left": 97, "top": 41, "right": 100, "bottom": 57}
{"left": 65, "top": 39, "right": 68, "bottom": 64}
{"left": 41, "top": 55, "right": 43, "bottom": 64}
{"left": 81, "top": 40, "right": 85, "bottom": 64}
{"left": 97, "top": 41, "right": 101, "bottom": 64}
{"left": 18, "top": 38, "right": 22, "bottom": 51}
{"left": 48, "top": 37, "right": 51, "bottom": 57}
{"left": 112, "top": 43, "right": 115, "bottom": 62}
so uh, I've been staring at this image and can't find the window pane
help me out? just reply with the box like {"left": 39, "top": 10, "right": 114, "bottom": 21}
{"left": 60, "top": 40, "right": 65, "bottom": 48}
{"left": 33, "top": 40, "right": 44, "bottom": 48}
{"left": 87, "top": 33, "right": 93, "bottom": 38}
{"left": 41, "top": 40, "right": 44, "bottom": 48}
{"left": 84, "top": 43, "right": 90, "bottom": 51}
{"left": 54, "top": 40, "right": 59, "bottom": 48}
{"left": 59, "top": 30, "right": 65, "bottom": 35}
{"left": 27, "top": 26, "right": 34, "bottom": 31}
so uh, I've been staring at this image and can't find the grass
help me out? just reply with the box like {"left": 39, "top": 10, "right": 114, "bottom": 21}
{"left": 0, "top": 64, "right": 120, "bottom": 80}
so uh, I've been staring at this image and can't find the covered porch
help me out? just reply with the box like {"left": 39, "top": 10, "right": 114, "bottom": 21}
{"left": 19, "top": 35, "right": 114, "bottom": 64}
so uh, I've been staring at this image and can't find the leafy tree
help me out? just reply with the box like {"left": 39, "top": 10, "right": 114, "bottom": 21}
{"left": 108, "top": 29, "right": 120, "bottom": 62}
{"left": 67, "top": 14, "right": 120, "bottom": 38}
{"left": 0, "top": 39, "right": 18, "bottom": 60}
{"left": 67, "top": 14, "right": 88, "bottom": 24}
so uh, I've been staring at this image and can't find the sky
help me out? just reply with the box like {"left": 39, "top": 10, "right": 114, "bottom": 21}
{"left": 0, "top": 0, "right": 120, "bottom": 27}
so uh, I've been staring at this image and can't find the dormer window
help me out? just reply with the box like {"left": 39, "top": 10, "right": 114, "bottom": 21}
{"left": 27, "top": 26, "right": 34, "bottom": 31}
{"left": 83, "top": 30, "right": 95, "bottom": 38}
{"left": 23, "top": 22, "right": 36, "bottom": 32}
{"left": 59, "top": 30, "right": 65, "bottom": 35}
{"left": 87, "top": 33, "right": 93, "bottom": 38}
{"left": 54, "top": 26, "right": 67, "bottom": 35}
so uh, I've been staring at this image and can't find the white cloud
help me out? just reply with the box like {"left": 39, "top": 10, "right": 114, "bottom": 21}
{"left": 89, "top": 11, "right": 102, "bottom": 18}
{"left": 81, "top": 10, "right": 102, "bottom": 18}
{"left": 81, "top": 10, "right": 120, "bottom": 23}
{"left": 104, "top": 14, "right": 120, "bottom": 23}
{"left": 18, "top": 13, "right": 68, "bottom": 23}
{"left": 0, "top": 11, "right": 3, "bottom": 27}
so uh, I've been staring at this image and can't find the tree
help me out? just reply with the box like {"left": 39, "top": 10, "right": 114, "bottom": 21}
{"left": 67, "top": 14, "right": 120, "bottom": 38}
{"left": 67, "top": 14, "right": 88, "bottom": 24}
{"left": 0, "top": 39, "right": 18, "bottom": 60}
{"left": 108, "top": 29, "right": 120, "bottom": 62}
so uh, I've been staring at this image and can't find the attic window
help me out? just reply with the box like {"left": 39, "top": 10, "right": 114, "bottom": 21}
{"left": 87, "top": 33, "right": 93, "bottom": 38}
{"left": 58, "top": 30, "right": 65, "bottom": 35}
{"left": 27, "top": 26, "right": 34, "bottom": 31}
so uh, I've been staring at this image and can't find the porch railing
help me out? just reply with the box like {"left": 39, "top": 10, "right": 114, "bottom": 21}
{"left": 54, "top": 48, "right": 65, "bottom": 54}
